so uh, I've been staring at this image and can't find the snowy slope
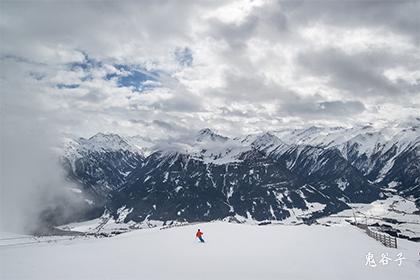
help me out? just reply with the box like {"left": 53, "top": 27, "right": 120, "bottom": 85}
{"left": 271, "top": 123, "right": 419, "bottom": 160}
{"left": 125, "top": 135, "right": 155, "bottom": 156}
{"left": 320, "top": 195, "right": 420, "bottom": 239}
{"left": 154, "top": 128, "right": 252, "bottom": 165}
{"left": 63, "top": 132, "right": 143, "bottom": 162}
{"left": 1, "top": 222, "right": 419, "bottom": 280}
{"left": 62, "top": 123, "right": 419, "bottom": 170}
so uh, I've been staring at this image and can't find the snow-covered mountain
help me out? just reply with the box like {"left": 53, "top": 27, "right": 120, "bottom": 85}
{"left": 269, "top": 122, "right": 419, "bottom": 199}
{"left": 61, "top": 121, "right": 420, "bottom": 227}
{"left": 62, "top": 133, "right": 144, "bottom": 196}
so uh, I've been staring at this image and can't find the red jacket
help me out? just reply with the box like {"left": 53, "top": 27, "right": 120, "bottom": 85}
{"left": 196, "top": 230, "right": 203, "bottom": 238}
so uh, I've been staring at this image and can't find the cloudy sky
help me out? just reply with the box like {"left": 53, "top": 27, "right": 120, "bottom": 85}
{"left": 1, "top": 0, "right": 419, "bottom": 139}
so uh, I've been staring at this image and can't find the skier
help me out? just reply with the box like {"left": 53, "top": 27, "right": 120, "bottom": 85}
{"left": 196, "top": 229, "right": 205, "bottom": 243}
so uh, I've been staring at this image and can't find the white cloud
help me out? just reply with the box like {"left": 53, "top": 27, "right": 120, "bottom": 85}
{"left": 299, "top": 24, "right": 416, "bottom": 55}
{"left": 0, "top": 0, "right": 418, "bottom": 141}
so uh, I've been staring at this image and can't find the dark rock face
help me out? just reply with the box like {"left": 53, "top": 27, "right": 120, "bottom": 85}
{"left": 109, "top": 150, "right": 300, "bottom": 222}
{"left": 107, "top": 146, "right": 378, "bottom": 223}
{"left": 334, "top": 128, "right": 420, "bottom": 206}
{"left": 381, "top": 145, "right": 420, "bottom": 203}
{"left": 276, "top": 146, "right": 380, "bottom": 203}
{"left": 64, "top": 150, "right": 144, "bottom": 197}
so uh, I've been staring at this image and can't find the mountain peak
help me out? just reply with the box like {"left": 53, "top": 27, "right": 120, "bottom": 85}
{"left": 198, "top": 128, "right": 214, "bottom": 135}
{"left": 251, "top": 132, "right": 284, "bottom": 149}
{"left": 257, "top": 132, "right": 278, "bottom": 140}
{"left": 79, "top": 133, "right": 139, "bottom": 153}
{"left": 89, "top": 132, "right": 124, "bottom": 141}
{"left": 196, "top": 128, "right": 228, "bottom": 142}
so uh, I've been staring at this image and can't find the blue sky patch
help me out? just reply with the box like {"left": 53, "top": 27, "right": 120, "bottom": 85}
{"left": 65, "top": 53, "right": 161, "bottom": 92}
{"left": 110, "top": 64, "right": 161, "bottom": 92}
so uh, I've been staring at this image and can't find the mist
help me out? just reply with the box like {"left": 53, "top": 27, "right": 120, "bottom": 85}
{"left": 0, "top": 61, "right": 89, "bottom": 234}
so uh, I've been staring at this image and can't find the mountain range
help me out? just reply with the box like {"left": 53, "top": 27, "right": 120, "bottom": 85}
{"left": 60, "top": 120, "right": 420, "bottom": 226}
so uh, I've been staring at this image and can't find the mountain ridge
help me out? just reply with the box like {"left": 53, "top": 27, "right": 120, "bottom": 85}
{"left": 60, "top": 122, "right": 419, "bottom": 226}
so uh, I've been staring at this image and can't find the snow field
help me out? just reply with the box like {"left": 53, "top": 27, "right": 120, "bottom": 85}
{"left": 1, "top": 222, "right": 419, "bottom": 280}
